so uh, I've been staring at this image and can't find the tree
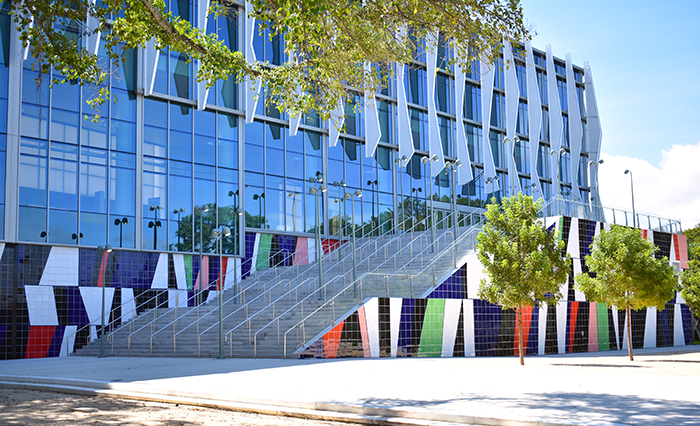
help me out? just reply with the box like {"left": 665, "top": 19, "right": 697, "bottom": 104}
{"left": 680, "top": 223, "right": 700, "bottom": 341}
{"left": 575, "top": 225, "right": 676, "bottom": 361}
{"left": 14, "top": 0, "right": 530, "bottom": 117}
{"left": 477, "top": 193, "right": 570, "bottom": 365}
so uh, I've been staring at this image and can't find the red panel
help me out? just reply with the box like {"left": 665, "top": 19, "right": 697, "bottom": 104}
{"left": 641, "top": 229, "right": 648, "bottom": 240}
{"left": 97, "top": 251, "right": 109, "bottom": 287}
{"left": 676, "top": 234, "right": 689, "bottom": 269}
{"left": 294, "top": 238, "right": 310, "bottom": 265}
{"left": 321, "top": 239, "right": 340, "bottom": 255}
{"left": 513, "top": 306, "right": 533, "bottom": 356}
{"left": 217, "top": 257, "right": 228, "bottom": 291}
{"left": 323, "top": 321, "right": 345, "bottom": 359}
{"left": 569, "top": 302, "right": 579, "bottom": 353}
{"left": 357, "top": 306, "right": 370, "bottom": 358}
{"left": 25, "top": 326, "right": 56, "bottom": 359}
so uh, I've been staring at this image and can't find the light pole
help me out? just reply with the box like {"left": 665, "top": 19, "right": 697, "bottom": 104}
{"left": 97, "top": 244, "right": 113, "bottom": 358}
{"left": 332, "top": 180, "right": 346, "bottom": 239}
{"left": 504, "top": 136, "right": 520, "bottom": 198}
{"left": 173, "top": 208, "right": 185, "bottom": 251}
{"left": 344, "top": 189, "right": 362, "bottom": 297}
{"left": 196, "top": 205, "right": 209, "bottom": 304}
{"left": 211, "top": 225, "right": 231, "bottom": 359}
{"left": 253, "top": 192, "right": 265, "bottom": 228}
{"left": 393, "top": 156, "right": 407, "bottom": 233}
{"left": 366, "top": 179, "right": 378, "bottom": 232}
{"left": 445, "top": 160, "right": 462, "bottom": 239}
{"left": 114, "top": 217, "right": 128, "bottom": 248}
{"left": 421, "top": 155, "right": 439, "bottom": 253}
{"left": 148, "top": 205, "right": 163, "bottom": 250}
{"left": 589, "top": 159, "right": 604, "bottom": 221}
{"left": 624, "top": 169, "right": 637, "bottom": 228}
{"left": 287, "top": 191, "right": 299, "bottom": 232}
{"left": 309, "top": 177, "right": 327, "bottom": 298}
{"left": 411, "top": 187, "right": 422, "bottom": 231}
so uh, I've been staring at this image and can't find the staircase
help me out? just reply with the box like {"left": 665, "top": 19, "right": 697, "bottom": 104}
{"left": 73, "top": 215, "right": 484, "bottom": 359}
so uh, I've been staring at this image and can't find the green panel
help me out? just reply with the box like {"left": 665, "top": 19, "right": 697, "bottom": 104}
{"left": 597, "top": 303, "right": 610, "bottom": 351}
{"left": 257, "top": 234, "right": 272, "bottom": 270}
{"left": 418, "top": 299, "right": 445, "bottom": 357}
{"left": 558, "top": 216, "right": 564, "bottom": 243}
{"left": 184, "top": 255, "right": 193, "bottom": 290}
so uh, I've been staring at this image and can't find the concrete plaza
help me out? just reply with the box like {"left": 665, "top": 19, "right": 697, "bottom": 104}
{"left": 1, "top": 346, "right": 699, "bottom": 426}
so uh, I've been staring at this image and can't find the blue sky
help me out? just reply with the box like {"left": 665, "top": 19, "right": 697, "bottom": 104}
{"left": 521, "top": 0, "right": 700, "bottom": 229}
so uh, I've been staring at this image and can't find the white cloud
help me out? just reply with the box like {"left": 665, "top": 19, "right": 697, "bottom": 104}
{"left": 599, "top": 142, "right": 700, "bottom": 231}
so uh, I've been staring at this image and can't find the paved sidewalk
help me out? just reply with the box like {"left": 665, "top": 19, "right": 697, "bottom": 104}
{"left": 1, "top": 346, "right": 699, "bottom": 426}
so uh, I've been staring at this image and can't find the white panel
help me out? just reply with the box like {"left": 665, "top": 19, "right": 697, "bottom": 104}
{"left": 206, "top": 289, "right": 218, "bottom": 303}
{"left": 573, "top": 259, "right": 586, "bottom": 302}
{"left": 79, "top": 286, "right": 115, "bottom": 327}
{"left": 150, "top": 253, "right": 169, "bottom": 289}
{"left": 173, "top": 254, "right": 187, "bottom": 290}
{"left": 85, "top": 0, "right": 101, "bottom": 55}
{"left": 39, "top": 247, "right": 79, "bottom": 287}
{"left": 567, "top": 217, "right": 580, "bottom": 259}
{"left": 480, "top": 61, "right": 499, "bottom": 194}
{"left": 144, "top": 40, "right": 160, "bottom": 97}
{"left": 454, "top": 59, "right": 472, "bottom": 185}
{"left": 644, "top": 307, "right": 657, "bottom": 348}
{"left": 396, "top": 63, "right": 415, "bottom": 161}
{"left": 167, "top": 289, "right": 188, "bottom": 308}
{"left": 612, "top": 306, "right": 620, "bottom": 350}
{"left": 61, "top": 325, "right": 77, "bottom": 357}
{"left": 565, "top": 54, "right": 583, "bottom": 201}
{"left": 556, "top": 301, "right": 567, "bottom": 354}
{"left": 441, "top": 299, "right": 462, "bottom": 357}
{"left": 364, "top": 297, "right": 380, "bottom": 358}
{"left": 389, "top": 298, "right": 402, "bottom": 357}
{"left": 244, "top": 1, "right": 261, "bottom": 123}
{"left": 328, "top": 100, "right": 345, "bottom": 148}
{"left": 463, "top": 299, "right": 475, "bottom": 357}
{"left": 674, "top": 305, "right": 685, "bottom": 346}
{"left": 252, "top": 233, "right": 261, "bottom": 269}
{"left": 121, "top": 288, "right": 136, "bottom": 323}
{"left": 546, "top": 45, "right": 563, "bottom": 194}
{"left": 427, "top": 38, "right": 444, "bottom": 177}
{"left": 223, "top": 257, "right": 240, "bottom": 290}
{"left": 25, "top": 285, "right": 58, "bottom": 326}
{"left": 503, "top": 41, "right": 520, "bottom": 198}
{"left": 289, "top": 113, "right": 302, "bottom": 137}
{"left": 538, "top": 304, "right": 547, "bottom": 355}
{"left": 194, "top": 0, "right": 215, "bottom": 108}
{"left": 525, "top": 42, "right": 543, "bottom": 201}
{"left": 364, "top": 63, "right": 382, "bottom": 159}
{"left": 307, "top": 237, "right": 316, "bottom": 265}
{"left": 622, "top": 310, "right": 629, "bottom": 350}
{"left": 466, "top": 255, "right": 484, "bottom": 299}
{"left": 584, "top": 62, "right": 603, "bottom": 206}
{"left": 0, "top": 243, "right": 5, "bottom": 263}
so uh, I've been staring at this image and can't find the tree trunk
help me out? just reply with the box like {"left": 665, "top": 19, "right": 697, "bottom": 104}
{"left": 626, "top": 305, "right": 634, "bottom": 361}
{"left": 517, "top": 305, "right": 524, "bottom": 366}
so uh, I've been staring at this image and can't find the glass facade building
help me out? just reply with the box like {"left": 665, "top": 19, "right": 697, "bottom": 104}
{"left": 0, "top": 1, "right": 604, "bottom": 255}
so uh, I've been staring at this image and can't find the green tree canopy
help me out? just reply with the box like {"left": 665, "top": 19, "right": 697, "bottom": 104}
{"left": 477, "top": 193, "right": 570, "bottom": 365}
{"left": 14, "top": 0, "right": 530, "bottom": 117}
{"left": 575, "top": 225, "right": 676, "bottom": 361}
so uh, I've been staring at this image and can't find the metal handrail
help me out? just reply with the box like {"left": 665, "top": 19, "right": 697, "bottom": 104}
{"left": 229, "top": 213, "right": 450, "bottom": 343}
{"left": 257, "top": 211, "right": 471, "bottom": 356}
{"left": 281, "top": 219, "right": 486, "bottom": 358}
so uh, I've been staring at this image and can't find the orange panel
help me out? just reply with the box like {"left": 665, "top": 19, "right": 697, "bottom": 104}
{"left": 357, "top": 306, "right": 370, "bottom": 358}
{"left": 569, "top": 302, "right": 578, "bottom": 354}
{"left": 588, "top": 302, "right": 598, "bottom": 352}
{"left": 323, "top": 321, "right": 345, "bottom": 359}
{"left": 676, "top": 234, "right": 689, "bottom": 269}
{"left": 513, "top": 306, "right": 533, "bottom": 356}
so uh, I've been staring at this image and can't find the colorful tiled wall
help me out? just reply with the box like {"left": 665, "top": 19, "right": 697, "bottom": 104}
{"left": 0, "top": 231, "right": 338, "bottom": 360}
{"left": 300, "top": 217, "right": 695, "bottom": 359}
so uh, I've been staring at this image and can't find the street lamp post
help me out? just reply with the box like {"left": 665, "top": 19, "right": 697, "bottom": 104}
{"left": 173, "top": 208, "right": 185, "bottom": 251}
{"left": 97, "top": 244, "right": 113, "bottom": 358}
{"left": 624, "top": 169, "right": 637, "bottom": 228}
{"left": 211, "top": 225, "right": 232, "bottom": 359}
{"left": 504, "top": 136, "right": 520, "bottom": 198}
{"left": 114, "top": 217, "right": 128, "bottom": 248}
{"left": 148, "top": 205, "right": 163, "bottom": 250}
{"left": 309, "top": 177, "right": 327, "bottom": 298}
{"left": 411, "top": 187, "right": 422, "bottom": 231}
{"left": 332, "top": 180, "right": 346, "bottom": 239}
{"left": 366, "top": 179, "right": 378, "bottom": 232}
{"left": 421, "top": 155, "right": 439, "bottom": 253}
{"left": 253, "top": 192, "right": 265, "bottom": 228}
{"left": 287, "top": 191, "right": 299, "bottom": 232}
{"left": 344, "top": 189, "right": 362, "bottom": 298}
{"left": 393, "top": 156, "right": 408, "bottom": 233}
{"left": 445, "top": 160, "right": 462, "bottom": 239}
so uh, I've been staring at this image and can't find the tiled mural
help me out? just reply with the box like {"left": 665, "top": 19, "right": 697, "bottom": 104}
{"left": 299, "top": 217, "right": 694, "bottom": 359}
{"left": 0, "top": 232, "right": 341, "bottom": 360}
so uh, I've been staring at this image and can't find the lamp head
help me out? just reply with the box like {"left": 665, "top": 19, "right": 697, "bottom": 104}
{"left": 421, "top": 156, "right": 429, "bottom": 164}
{"left": 211, "top": 229, "right": 219, "bottom": 239}
{"left": 355, "top": 189, "right": 363, "bottom": 197}
{"left": 598, "top": 159, "right": 604, "bottom": 164}
{"left": 455, "top": 159, "right": 462, "bottom": 167}
{"left": 431, "top": 155, "right": 439, "bottom": 162}
{"left": 222, "top": 226, "right": 231, "bottom": 237}
{"left": 309, "top": 186, "right": 317, "bottom": 195}
{"left": 344, "top": 192, "right": 352, "bottom": 200}
{"left": 235, "top": 208, "right": 243, "bottom": 216}
{"left": 340, "top": 179, "right": 346, "bottom": 186}
{"left": 550, "top": 149, "right": 557, "bottom": 156}
{"left": 514, "top": 136, "right": 520, "bottom": 143}
{"left": 624, "top": 169, "right": 630, "bottom": 175}
{"left": 321, "top": 184, "right": 328, "bottom": 193}
{"left": 105, "top": 244, "right": 112, "bottom": 253}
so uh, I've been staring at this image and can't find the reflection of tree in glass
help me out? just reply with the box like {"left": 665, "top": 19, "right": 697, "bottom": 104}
{"left": 171, "top": 204, "right": 242, "bottom": 254}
